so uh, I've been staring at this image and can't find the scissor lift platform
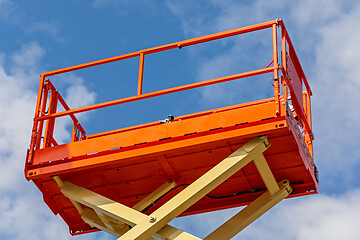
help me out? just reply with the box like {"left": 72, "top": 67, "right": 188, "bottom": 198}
{"left": 25, "top": 20, "right": 318, "bottom": 238}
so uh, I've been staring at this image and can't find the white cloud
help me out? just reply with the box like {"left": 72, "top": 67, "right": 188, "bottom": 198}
{"left": 10, "top": 42, "right": 46, "bottom": 70}
{"left": 166, "top": 1, "right": 216, "bottom": 37}
{"left": 194, "top": 40, "right": 274, "bottom": 108}
{"left": 0, "top": 0, "right": 62, "bottom": 41}
{"left": 0, "top": 43, "right": 71, "bottom": 240}
{"left": 166, "top": 0, "right": 360, "bottom": 238}
{"left": 302, "top": 1, "right": 360, "bottom": 184}
{"left": 170, "top": 191, "right": 360, "bottom": 240}
{"left": 0, "top": 0, "right": 21, "bottom": 24}
{"left": 0, "top": 43, "right": 97, "bottom": 239}
{"left": 238, "top": 191, "right": 360, "bottom": 240}
{"left": 167, "top": 0, "right": 286, "bottom": 37}
{"left": 51, "top": 74, "right": 97, "bottom": 144}
{"left": 64, "top": 76, "right": 97, "bottom": 110}
{"left": 25, "top": 22, "right": 64, "bottom": 42}
{"left": 0, "top": 42, "right": 43, "bottom": 191}
{"left": 262, "top": 191, "right": 360, "bottom": 239}
{"left": 168, "top": 0, "right": 279, "bottom": 109}
{"left": 168, "top": 0, "right": 360, "bottom": 185}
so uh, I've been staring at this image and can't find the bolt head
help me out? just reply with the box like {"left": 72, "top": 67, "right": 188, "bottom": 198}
{"left": 149, "top": 216, "right": 156, "bottom": 223}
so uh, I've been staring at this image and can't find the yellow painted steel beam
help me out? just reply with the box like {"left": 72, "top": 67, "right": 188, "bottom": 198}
{"left": 54, "top": 136, "right": 292, "bottom": 240}
{"left": 93, "top": 181, "right": 176, "bottom": 235}
{"left": 53, "top": 176, "right": 85, "bottom": 214}
{"left": 118, "top": 136, "right": 270, "bottom": 240}
{"left": 60, "top": 181, "right": 141, "bottom": 225}
{"left": 81, "top": 194, "right": 200, "bottom": 240}
{"left": 55, "top": 180, "right": 200, "bottom": 240}
{"left": 82, "top": 208, "right": 157, "bottom": 240}
{"left": 133, "top": 181, "right": 176, "bottom": 211}
{"left": 94, "top": 209, "right": 125, "bottom": 233}
{"left": 156, "top": 225, "right": 201, "bottom": 240}
{"left": 81, "top": 208, "right": 126, "bottom": 237}
{"left": 204, "top": 180, "right": 292, "bottom": 240}
{"left": 253, "top": 153, "right": 280, "bottom": 196}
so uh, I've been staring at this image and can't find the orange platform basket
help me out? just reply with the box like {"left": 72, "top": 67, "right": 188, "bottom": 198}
{"left": 25, "top": 20, "right": 318, "bottom": 236}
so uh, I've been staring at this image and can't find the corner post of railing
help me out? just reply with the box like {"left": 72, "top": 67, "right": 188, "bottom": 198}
{"left": 35, "top": 78, "right": 51, "bottom": 150}
{"left": 272, "top": 21, "right": 280, "bottom": 116}
{"left": 28, "top": 74, "right": 46, "bottom": 164}
{"left": 43, "top": 85, "right": 58, "bottom": 148}
{"left": 280, "top": 22, "right": 288, "bottom": 100}
{"left": 137, "top": 52, "right": 145, "bottom": 95}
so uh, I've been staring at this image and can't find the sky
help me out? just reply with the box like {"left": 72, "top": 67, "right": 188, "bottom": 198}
{"left": 0, "top": 0, "right": 360, "bottom": 239}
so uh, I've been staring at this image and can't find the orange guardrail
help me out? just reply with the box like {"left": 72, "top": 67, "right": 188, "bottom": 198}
{"left": 26, "top": 19, "right": 313, "bottom": 165}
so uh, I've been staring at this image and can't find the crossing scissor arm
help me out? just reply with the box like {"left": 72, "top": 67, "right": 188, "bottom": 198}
{"left": 53, "top": 136, "right": 292, "bottom": 240}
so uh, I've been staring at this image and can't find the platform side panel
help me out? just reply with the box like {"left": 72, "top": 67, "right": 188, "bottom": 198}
{"left": 286, "top": 54, "right": 303, "bottom": 109}
{"left": 30, "top": 100, "right": 277, "bottom": 166}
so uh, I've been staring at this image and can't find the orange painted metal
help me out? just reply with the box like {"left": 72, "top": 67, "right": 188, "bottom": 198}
{"left": 137, "top": 52, "right": 145, "bottom": 95}
{"left": 25, "top": 20, "right": 318, "bottom": 236}
{"left": 36, "top": 67, "right": 275, "bottom": 122}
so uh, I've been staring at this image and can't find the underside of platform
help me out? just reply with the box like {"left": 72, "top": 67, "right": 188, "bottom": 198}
{"left": 28, "top": 98, "right": 317, "bottom": 235}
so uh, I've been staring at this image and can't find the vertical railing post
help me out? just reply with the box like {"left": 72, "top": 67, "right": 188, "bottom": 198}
{"left": 71, "top": 122, "right": 78, "bottom": 142}
{"left": 137, "top": 52, "right": 145, "bottom": 95}
{"left": 303, "top": 91, "right": 313, "bottom": 156}
{"left": 281, "top": 26, "right": 288, "bottom": 100}
{"left": 43, "top": 87, "right": 58, "bottom": 148}
{"left": 28, "top": 75, "right": 46, "bottom": 163}
{"left": 272, "top": 23, "right": 280, "bottom": 115}
{"left": 35, "top": 80, "right": 50, "bottom": 149}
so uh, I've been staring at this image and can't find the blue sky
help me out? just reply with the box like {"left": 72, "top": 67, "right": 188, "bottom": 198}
{"left": 1, "top": 0, "right": 360, "bottom": 239}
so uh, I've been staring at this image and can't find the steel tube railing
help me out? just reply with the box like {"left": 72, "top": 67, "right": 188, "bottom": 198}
{"left": 27, "top": 19, "right": 314, "bottom": 166}
{"left": 38, "top": 67, "right": 275, "bottom": 121}
{"left": 40, "top": 20, "right": 277, "bottom": 78}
